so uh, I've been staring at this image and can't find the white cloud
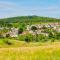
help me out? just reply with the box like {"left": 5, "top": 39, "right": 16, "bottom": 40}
{"left": 0, "top": 1, "right": 17, "bottom": 10}
{"left": 0, "top": 1, "right": 60, "bottom": 18}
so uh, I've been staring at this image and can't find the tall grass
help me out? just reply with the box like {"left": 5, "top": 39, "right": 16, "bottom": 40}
{"left": 0, "top": 42, "right": 60, "bottom": 60}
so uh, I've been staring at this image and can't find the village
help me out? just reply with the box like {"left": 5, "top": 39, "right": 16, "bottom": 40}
{"left": 26, "top": 23, "right": 60, "bottom": 34}
{"left": 0, "top": 23, "right": 60, "bottom": 38}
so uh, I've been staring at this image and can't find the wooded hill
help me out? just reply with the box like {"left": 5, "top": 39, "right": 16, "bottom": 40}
{"left": 0, "top": 16, "right": 60, "bottom": 26}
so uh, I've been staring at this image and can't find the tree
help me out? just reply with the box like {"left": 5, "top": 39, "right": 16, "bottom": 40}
{"left": 31, "top": 26, "right": 37, "bottom": 32}
{"left": 6, "top": 23, "right": 13, "bottom": 28}
{"left": 18, "top": 27, "right": 23, "bottom": 34}
{"left": 48, "top": 32, "right": 54, "bottom": 39}
{"left": 31, "top": 26, "right": 38, "bottom": 42}
{"left": 42, "top": 25, "right": 47, "bottom": 29}
{"left": 48, "top": 32, "right": 55, "bottom": 42}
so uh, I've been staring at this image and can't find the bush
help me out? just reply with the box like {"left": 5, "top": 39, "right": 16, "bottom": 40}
{"left": 18, "top": 34, "right": 33, "bottom": 42}
{"left": 25, "top": 36, "right": 30, "bottom": 42}
{"left": 38, "top": 34, "right": 47, "bottom": 42}
{"left": 18, "top": 35, "right": 25, "bottom": 41}
{"left": 55, "top": 32, "right": 60, "bottom": 40}
{"left": 0, "top": 34, "right": 4, "bottom": 38}
{"left": 25, "top": 34, "right": 34, "bottom": 42}
{"left": 6, "top": 34, "right": 10, "bottom": 38}
{"left": 48, "top": 32, "right": 54, "bottom": 39}
{"left": 4, "top": 39, "right": 12, "bottom": 45}
{"left": 51, "top": 38, "right": 55, "bottom": 42}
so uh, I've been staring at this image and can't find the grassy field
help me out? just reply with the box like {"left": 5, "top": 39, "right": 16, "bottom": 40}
{"left": 0, "top": 38, "right": 47, "bottom": 48}
{"left": 0, "top": 41, "right": 60, "bottom": 60}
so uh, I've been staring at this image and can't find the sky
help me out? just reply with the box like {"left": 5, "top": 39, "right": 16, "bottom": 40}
{"left": 0, "top": 0, "right": 60, "bottom": 18}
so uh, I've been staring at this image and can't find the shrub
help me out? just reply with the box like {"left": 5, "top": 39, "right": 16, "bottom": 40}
{"left": 0, "top": 34, "right": 4, "bottom": 38}
{"left": 18, "top": 34, "right": 33, "bottom": 42}
{"left": 25, "top": 34, "right": 33, "bottom": 42}
{"left": 25, "top": 36, "right": 30, "bottom": 42}
{"left": 51, "top": 38, "right": 55, "bottom": 42}
{"left": 38, "top": 34, "right": 47, "bottom": 42}
{"left": 18, "top": 35, "right": 25, "bottom": 41}
{"left": 6, "top": 34, "right": 10, "bottom": 38}
{"left": 48, "top": 32, "right": 54, "bottom": 39}
{"left": 55, "top": 32, "right": 60, "bottom": 40}
{"left": 4, "top": 39, "right": 12, "bottom": 45}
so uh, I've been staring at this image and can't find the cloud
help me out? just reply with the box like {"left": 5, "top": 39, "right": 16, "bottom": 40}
{"left": 0, "top": 1, "right": 60, "bottom": 18}
{"left": 0, "top": 1, "right": 17, "bottom": 10}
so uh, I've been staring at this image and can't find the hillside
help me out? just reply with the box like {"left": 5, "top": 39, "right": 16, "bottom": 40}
{"left": 0, "top": 16, "right": 60, "bottom": 24}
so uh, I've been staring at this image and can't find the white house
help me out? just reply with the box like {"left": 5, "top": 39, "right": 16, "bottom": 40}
{"left": 10, "top": 28, "right": 18, "bottom": 37}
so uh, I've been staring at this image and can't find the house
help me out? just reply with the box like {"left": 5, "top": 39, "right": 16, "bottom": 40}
{"left": 9, "top": 27, "right": 18, "bottom": 37}
{"left": 3, "top": 27, "right": 18, "bottom": 38}
{"left": 56, "top": 28, "right": 60, "bottom": 32}
{"left": 26, "top": 25, "right": 30, "bottom": 31}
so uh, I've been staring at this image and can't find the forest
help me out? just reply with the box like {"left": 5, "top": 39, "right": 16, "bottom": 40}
{"left": 0, "top": 16, "right": 60, "bottom": 27}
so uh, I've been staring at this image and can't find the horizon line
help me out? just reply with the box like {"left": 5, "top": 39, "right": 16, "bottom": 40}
{"left": 0, "top": 15, "right": 60, "bottom": 19}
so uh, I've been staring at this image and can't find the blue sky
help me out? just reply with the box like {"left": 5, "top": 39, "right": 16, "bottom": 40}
{"left": 0, "top": 0, "right": 60, "bottom": 18}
